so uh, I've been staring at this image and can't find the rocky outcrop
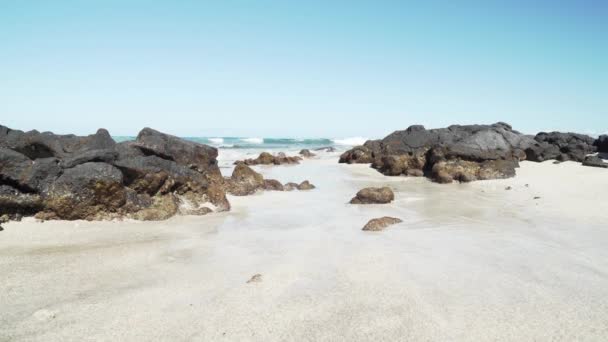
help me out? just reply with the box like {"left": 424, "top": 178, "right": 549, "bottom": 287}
{"left": 237, "top": 152, "right": 302, "bottom": 166}
{"left": 362, "top": 217, "right": 402, "bottom": 231}
{"left": 299, "top": 149, "right": 316, "bottom": 158}
{"left": 225, "top": 163, "right": 314, "bottom": 195}
{"left": 350, "top": 187, "right": 394, "bottom": 204}
{"left": 595, "top": 135, "right": 608, "bottom": 153}
{"left": 340, "top": 123, "right": 539, "bottom": 183}
{"left": 525, "top": 132, "right": 597, "bottom": 162}
{"left": 0, "top": 125, "right": 228, "bottom": 221}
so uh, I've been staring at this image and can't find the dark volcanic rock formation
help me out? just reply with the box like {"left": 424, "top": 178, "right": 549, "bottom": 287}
{"left": 595, "top": 135, "right": 608, "bottom": 153}
{"left": 0, "top": 125, "right": 228, "bottom": 221}
{"left": 341, "top": 123, "right": 535, "bottom": 183}
{"left": 350, "top": 187, "right": 394, "bottom": 204}
{"left": 525, "top": 132, "right": 597, "bottom": 162}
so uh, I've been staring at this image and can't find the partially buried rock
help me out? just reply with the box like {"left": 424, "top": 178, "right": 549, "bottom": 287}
{"left": 582, "top": 155, "right": 608, "bottom": 169}
{"left": 299, "top": 149, "right": 316, "bottom": 158}
{"left": 362, "top": 217, "right": 403, "bottom": 231}
{"left": 246, "top": 274, "right": 262, "bottom": 283}
{"left": 350, "top": 187, "right": 394, "bottom": 204}
{"left": 297, "top": 180, "right": 315, "bottom": 190}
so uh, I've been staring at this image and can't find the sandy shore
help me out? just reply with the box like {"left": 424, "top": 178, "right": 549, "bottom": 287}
{"left": 1, "top": 158, "right": 607, "bottom": 341}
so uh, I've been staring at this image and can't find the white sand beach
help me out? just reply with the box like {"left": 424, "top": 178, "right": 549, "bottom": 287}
{"left": 1, "top": 156, "right": 608, "bottom": 341}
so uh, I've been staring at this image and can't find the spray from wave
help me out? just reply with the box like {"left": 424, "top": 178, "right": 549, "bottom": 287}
{"left": 331, "top": 137, "right": 368, "bottom": 146}
{"left": 240, "top": 137, "right": 264, "bottom": 144}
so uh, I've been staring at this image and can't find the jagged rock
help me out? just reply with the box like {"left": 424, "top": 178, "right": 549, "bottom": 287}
{"left": 226, "top": 164, "right": 265, "bottom": 196}
{"left": 525, "top": 132, "right": 597, "bottom": 162}
{"left": 299, "top": 149, "right": 316, "bottom": 158}
{"left": 0, "top": 149, "right": 62, "bottom": 193}
{"left": 297, "top": 180, "right": 315, "bottom": 190}
{"left": 133, "top": 128, "right": 222, "bottom": 181}
{"left": 595, "top": 135, "right": 608, "bottom": 153}
{"left": 0, "top": 125, "right": 115, "bottom": 159}
{"left": 350, "top": 187, "right": 394, "bottom": 204}
{"left": 264, "top": 179, "right": 284, "bottom": 191}
{"left": 582, "top": 155, "right": 608, "bottom": 168}
{"left": 362, "top": 217, "right": 403, "bottom": 231}
{"left": 237, "top": 152, "right": 302, "bottom": 166}
{"left": 340, "top": 123, "right": 536, "bottom": 183}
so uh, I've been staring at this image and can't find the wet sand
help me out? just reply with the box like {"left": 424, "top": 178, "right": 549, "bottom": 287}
{"left": 1, "top": 157, "right": 608, "bottom": 341}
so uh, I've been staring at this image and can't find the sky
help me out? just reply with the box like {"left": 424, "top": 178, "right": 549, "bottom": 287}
{"left": 0, "top": 0, "right": 606, "bottom": 138}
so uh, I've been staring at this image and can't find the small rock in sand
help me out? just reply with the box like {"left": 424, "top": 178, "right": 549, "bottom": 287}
{"left": 362, "top": 217, "right": 403, "bottom": 231}
{"left": 350, "top": 187, "right": 394, "bottom": 204}
{"left": 505, "top": 186, "right": 512, "bottom": 190}
{"left": 0, "top": 214, "right": 9, "bottom": 224}
{"left": 247, "top": 274, "right": 262, "bottom": 283}
{"left": 33, "top": 309, "right": 58, "bottom": 321}
{"left": 534, "top": 196, "right": 541, "bottom": 200}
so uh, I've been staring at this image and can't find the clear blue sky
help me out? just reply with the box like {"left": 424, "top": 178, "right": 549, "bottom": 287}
{"left": 1, "top": 0, "right": 606, "bottom": 138}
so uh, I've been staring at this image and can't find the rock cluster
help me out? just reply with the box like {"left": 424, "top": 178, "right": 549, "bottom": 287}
{"left": 225, "top": 163, "right": 315, "bottom": 195}
{"left": 525, "top": 132, "right": 597, "bottom": 162}
{"left": 0, "top": 125, "right": 228, "bottom": 221}
{"left": 236, "top": 152, "right": 302, "bottom": 166}
{"left": 350, "top": 187, "right": 394, "bottom": 204}
{"left": 340, "top": 123, "right": 605, "bottom": 183}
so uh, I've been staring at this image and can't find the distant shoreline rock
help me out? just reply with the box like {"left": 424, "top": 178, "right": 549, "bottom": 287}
{"left": 339, "top": 122, "right": 604, "bottom": 183}
{"left": 235, "top": 152, "right": 302, "bottom": 166}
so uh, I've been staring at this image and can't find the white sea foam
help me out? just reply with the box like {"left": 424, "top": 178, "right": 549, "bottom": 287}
{"left": 209, "top": 137, "right": 224, "bottom": 144}
{"left": 332, "top": 136, "right": 368, "bottom": 146}
{"left": 241, "top": 137, "right": 264, "bottom": 144}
